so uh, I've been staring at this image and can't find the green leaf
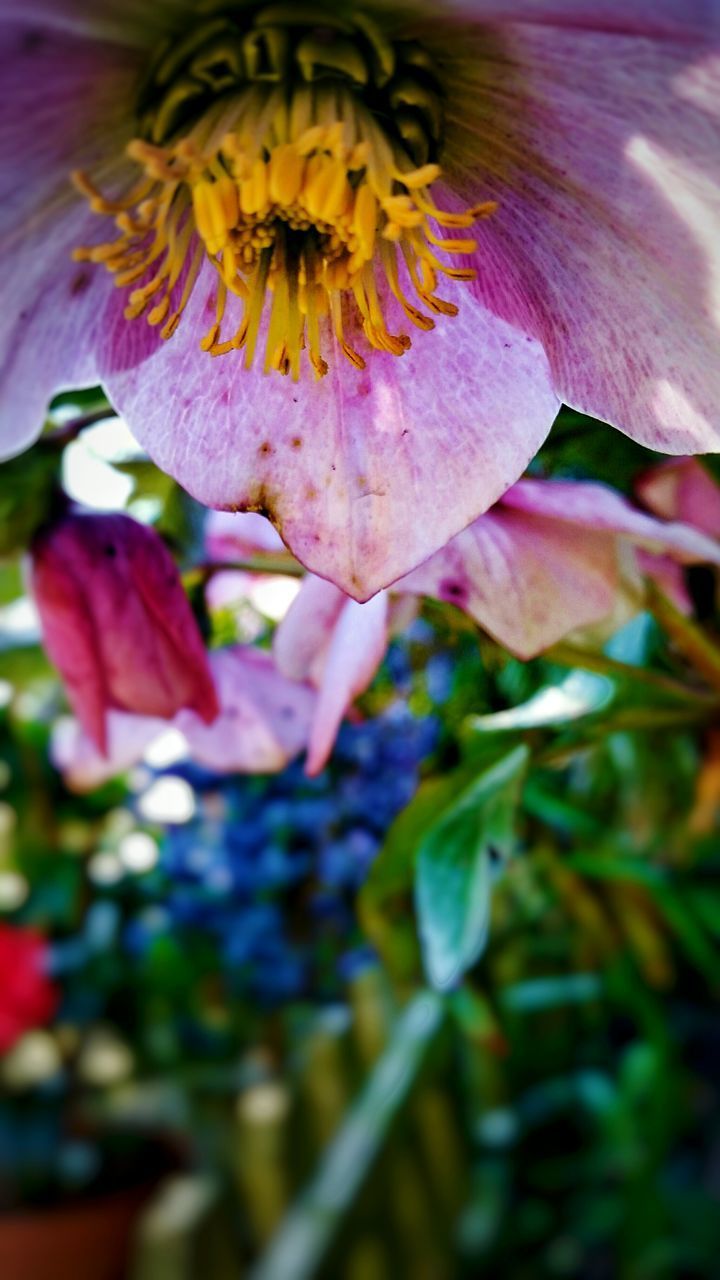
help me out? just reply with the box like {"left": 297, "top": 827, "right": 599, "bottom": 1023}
{"left": 0, "top": 448, "right": 61, "bottom": 555}
{"left": 362, "top": 760, "right": 482, "bottom": 910}
{"left": 415, "top": 746, "right": 528, "bottom": 991}
{"left": 465, "top": 671, "right": 614, "bottom": 735}
{"left": 501, "top": 973, "right": 602, "bottom": 1013}
{"left": 0, "top": 561, "right": 22, "bottom": 606}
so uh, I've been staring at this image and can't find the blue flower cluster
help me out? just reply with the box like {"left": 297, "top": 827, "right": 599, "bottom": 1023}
{"left": 127, "top": 702, "right": 437, "bottom": 1005}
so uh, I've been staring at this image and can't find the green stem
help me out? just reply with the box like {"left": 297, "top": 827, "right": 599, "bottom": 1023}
{"left": 184, "top": 556, "right": 305, "bottom": 588}
{"left": 248, "top": 992, "right": 444, "bottom": 1280}
{"left": 547, "top": 641, "right": 717, "bottom": 706}
{"left": 43, "top": 408, "right": 117, "bottom": 450}
{"left": 646, "top": 583, "right": 720, "bottom": 697}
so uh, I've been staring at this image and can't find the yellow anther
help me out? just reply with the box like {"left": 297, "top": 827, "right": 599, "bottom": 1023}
{"left": 192, "top": 180, "right": 216, "bottom": 246}
{"left": 296, "top": 125, "right": 328, "bottom": 155}
{"left": 308, "top": 158, "right": 351, "bottom": 223}
{"left": 72, "top": 48, "right": 492, "bottom": 380}
{"left": 382, "top": 195, "right": 424, "bottom": 228}
{"left": 148, "top": 297, "right": 171, "bottom": 326}
{"left": 353, "top": 185, "right": 377, "bottom": 259}
{"left": 396, "top": 164, "right": 442, "bottom": 190}
{"left": 240, "top": 159, "right": 269, "bottom": 215}
{"left": 269, "top": 144, "right": 305, "bottom": 206}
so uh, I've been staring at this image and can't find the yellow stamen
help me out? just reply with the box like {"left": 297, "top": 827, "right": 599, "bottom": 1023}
{"left": 72, "top": 76, "right": 490, "bottom": 380}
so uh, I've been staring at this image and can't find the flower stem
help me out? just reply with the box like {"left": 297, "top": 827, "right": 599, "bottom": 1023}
{"left": 646, "top": 583, "right": 720, "bottom": 696}
{"left": 43, "top": 408, "right": 118, "bottom": 450}
{"left": 185, "top": 556, "right": 305, "bottom": 587}
{"left": 547, "top": 642, "right": 717, "bottom": 705}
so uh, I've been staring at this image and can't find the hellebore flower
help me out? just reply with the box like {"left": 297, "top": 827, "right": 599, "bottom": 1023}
{"left": 3, "top": 4, "right": 719, "bottom": 598}
{"left": 52, "top": 647, "right": 316, "bottom": 792}
{"left": 30, "top": 509, "right": 219, "bottom": 753}
{"left": 272, "top": 478, "right": 720, "bottom": 771}
{"left": 0, "top": 926, "right": 58, "bottom": 1055}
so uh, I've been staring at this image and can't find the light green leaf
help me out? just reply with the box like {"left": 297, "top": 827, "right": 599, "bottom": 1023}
{"left": 466, "top": 671, "right": 614, "bottom": 734}
{"left": 416, "top": 746, "right": 528, "bottom": 991}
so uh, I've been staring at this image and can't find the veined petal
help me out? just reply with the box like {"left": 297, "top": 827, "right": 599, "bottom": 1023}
{"left": 400, "top": 507, "right": 620, "bottom": 659}
{"left": 100, "top": 271, "right": 559, "bottom": 598}
{"left": 305, "top": 592, "right": 389, "bottom": 777}
{"left": 448, "top": 17, "right": 720, "bottom": 451}
{"left": 437, "top": 1, "right": 717, "bottom": 39}
{"left": 502, "top": 479, "right": 720, "bottom": 563}
{"left": 0, "top": 19, "right": 141, "bottom": 457}
{"left": 2, "top": 1, "right": 189, "bottom": 46}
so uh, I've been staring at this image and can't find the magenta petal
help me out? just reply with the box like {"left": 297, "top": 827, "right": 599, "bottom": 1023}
{"left": 31, "top": 511, "right": 218, "bottom": 751}
{"left": 502, "top": 480, "right": 720, "bottom": 564}
{"left": 400, "top": 507, "right": 620, "bottom": 659}
{"left": 100, "top": 270, "right": 559, "bottom": 598}
{"left": 305, "top": 593, "right": 389, "bottom": 778}
{"left": 177, "top": 647, "right": 315, "bottom": 774}
{"left": 460, "top": 19, "right": 720, "bottom": 450}
{"left": 636, "top": 460, "right": 720, "bottom": 540}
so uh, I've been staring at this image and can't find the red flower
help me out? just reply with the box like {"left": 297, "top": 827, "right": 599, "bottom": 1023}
{"left": 0, "top": 925, "right": 58, "bottom": 1056}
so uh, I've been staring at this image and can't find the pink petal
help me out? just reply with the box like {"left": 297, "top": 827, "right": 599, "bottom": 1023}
{"left": 205, "top": 511, "right": 286, "bottom": 560}
{"left": 0, "top": 19, "right": 140, "bottom": 458}
{"left": 177, "top": 647, "right": 315, "bottom": 774}
{"left": 273, "top": 576, "right": 348, "bottom": 682}
{"left": 100, "top": 270, "right": 559, "bottom": 599}
{"left": 51, "top": 713, "right": 165, "bottom": 793}
{"left": 502, "top": 479, "right": 720, "bottom": 563}
{"left": 305, "top": 593, "right": 389, "bottom": 777}
{"left": 442, "top": 1, "right": 715, "bottom": 38}
{"left": 635, "top": 550, "right": 693, "bottom": 613}
{"left": 636, "top": 459, "right": 720, "bottom": 540}
{"left": 400, "top": 507, "right": 620, "bottom": 659}
{"left": 455, "top": 18, "right": 720, "bottom": 451}
{"left": 2, "top": 1, "right": 183, "bottom": 45}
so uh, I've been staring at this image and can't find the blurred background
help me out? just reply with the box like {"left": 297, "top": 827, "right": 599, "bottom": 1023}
{"left": 1, "top": 397, "right": 720, "bottom": 1280}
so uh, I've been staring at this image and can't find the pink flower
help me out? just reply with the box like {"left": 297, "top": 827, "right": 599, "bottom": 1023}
{"left": 0, "top": 926, "right": 58, "bottom": 1055}
{"left": 2, "top": 4, "right": 719, "bottom": 597}
{"left": 31, "top": 509, "right": 219, "bottom": 754}
{"left": 636, "top": 459, "right": 720, "bottom": 541}
{"left": 52, "top": 647, "right": 316, "bottom": 792}
{"left": 275, "top": 478, "right": 720, "bottom": 771}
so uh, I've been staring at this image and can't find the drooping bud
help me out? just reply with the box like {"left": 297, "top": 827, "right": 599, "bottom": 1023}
{"left": 30, "top": 510, "right": 219, "bottom": 754}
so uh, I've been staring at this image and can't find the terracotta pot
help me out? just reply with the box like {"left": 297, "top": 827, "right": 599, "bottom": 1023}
{"left": 0, "top": 1183, "right": 154, "bottom": 1280}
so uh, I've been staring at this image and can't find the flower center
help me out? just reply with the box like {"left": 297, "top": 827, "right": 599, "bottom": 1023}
{"left": 73, "top": 3, "right": 493, "bottom": 378}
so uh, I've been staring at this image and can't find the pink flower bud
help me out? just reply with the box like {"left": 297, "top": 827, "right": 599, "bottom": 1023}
{"left": 0, "top": 926, "right": 58, "bottom": 1055}
{"left": 31, "top": 511, "right": 219, "bottom": 753}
